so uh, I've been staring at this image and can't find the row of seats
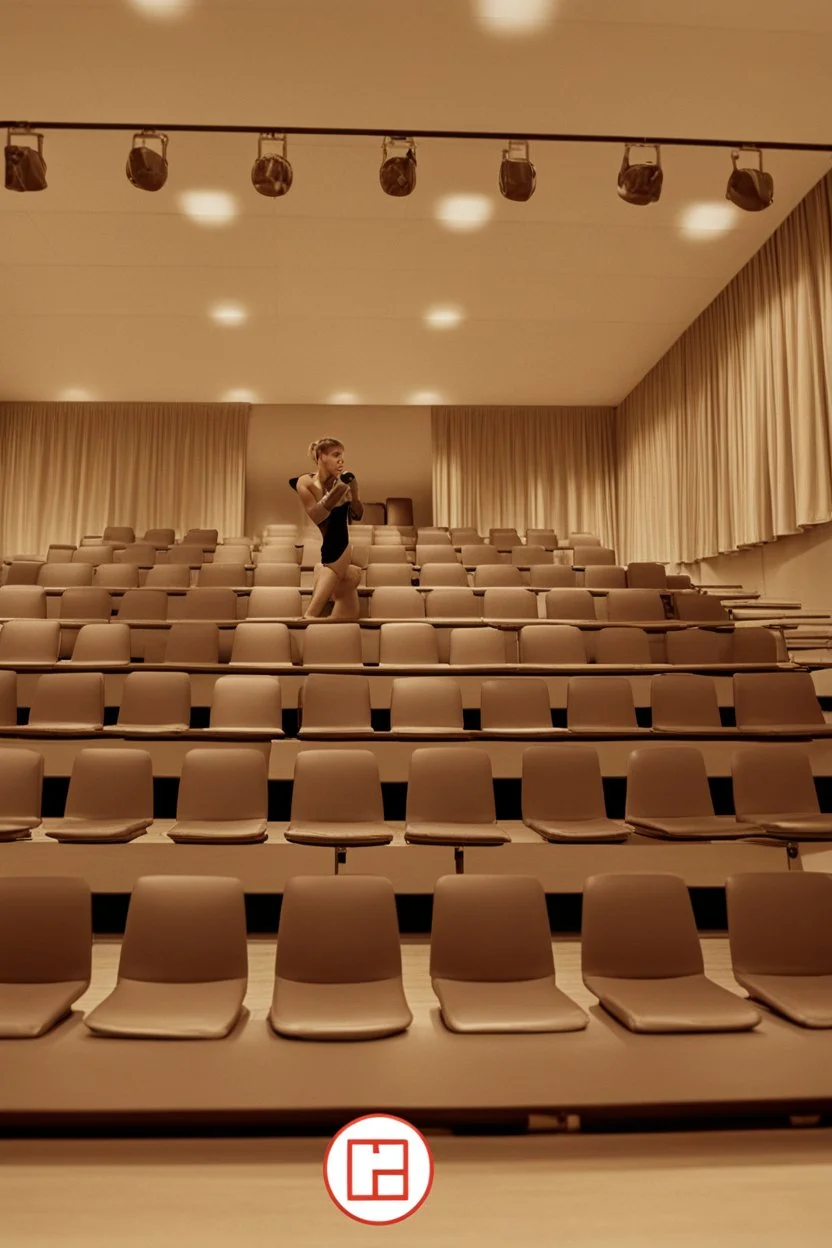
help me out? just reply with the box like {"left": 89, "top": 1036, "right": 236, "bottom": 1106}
{"left": 3, "top": 870, "right": 831, "bottom": 1040}
{"left": 3, "top": 740, "right": 830, "bottom": 846}
{"left": 1, "top": 671, "right": 823, "bottom": 738}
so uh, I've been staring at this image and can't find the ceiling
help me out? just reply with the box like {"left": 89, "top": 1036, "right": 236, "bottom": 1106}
{"left": 1, "top": 0, "right": 830, "bottom": 407}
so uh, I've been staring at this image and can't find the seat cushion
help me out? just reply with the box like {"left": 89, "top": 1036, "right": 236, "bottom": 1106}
{"left": 166, "top": 820, "right": 268, "bottom": 844}
{"left": 433, "top": 975, "right": 588, "bottom": 1033}
{"left": 404, "top": 822, "right": 510, "bottom": 845}
{"left": 0, "top": 819, "right": 39, "bottom": 841}
{"left": 105, "top": 723, "right": 189, "bottom": 735}
{"left": 626, "top": 815, "right": 763, "bottom": 840}
{"left": 45, "top": 818, "right": 151, "bottom": 843}
{"left": 584, "top": 973, "right": 761, "bottom": 1032}
{"left": 525, "top": 817, "right": 629, "bottom": 844}
{"left": 0, "top": 980, "right": 88, "bottom": 1038}
{"left": 284, "top": 821, "right": 393, "bottom": 846}
{"left": 735, "top": 972, "right": 832, "bottom": 1028}
{"left": 270, "top": 977, "right": 412, "bottom": 1040}
{"left": 84, "top": 977, "right": 248, "bottom": 1038}
{"left": 753, "top": 814, "right": 832, "bottom": 840}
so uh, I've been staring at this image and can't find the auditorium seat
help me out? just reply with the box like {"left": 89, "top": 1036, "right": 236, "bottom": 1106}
{"left": 673, "top": 591, "right": 729, "bottom": 622}
{"left": 404, "top": 747, "right": 508, "bottom": 848}
{"left": 3, "top": 561, "right": 42, "bottom": 586}
{"left": 103, "top": 526, "right": 135, "bottom": 545}
{"left": 69, "top": 622, "right": 131, "bottom": 666}
{"left": 72, "top": 545, "right": 114, "bottom": 566}
{"left": 116, "top": 588, "right": 168, "bottom": 620}
{"left": 0, "top": 877, "right": 91, "bottom": 1037}
{"left": 425, "top": 588, "right": 481, "bottom": 619}
{"left": 167, "top": 749, "right": 268, "bottom": 843}
{"left": 45, "top": 748, "right": 154, "bottom": 843}
{"left": 0, "top": 585, "right": 48, "bottom": 619}
{"left": 665, "top": 628, "right": 730, "bottom": 665}
{"left": 419, "top": 562, "right": 469, "bottom": 587}
{"left": 593, "top": 626, "right": 653, "bottom": 665}
{"left": 461, "top": 544, "right": 501, "bottom": 567}
{"left": 46, "top": 545, "right": 76, "bottom": 563}
{"left": 479, "top": 677, "right": 555, "bottom": 736}
{"left": 581, "top": 873, "right": 761, "bottom": 1033}
{"left": 298, "top": 673, "right": 373, "bottom": 738}
{"left": 229, "top": 621, "right": 292, "bottom": 666}
{"left": 449, "top": 627, "right": 508, "bottom": 667}
{"left": 285, "top": 751, "right": 393, "bottom": 862}
{"left": 106, "top": 670, "right": 190, "bottom": 735}
{"left": 525, "top": 529, "right": 557, "bottom": 550}
{"left": 197, "top": 563, "right": 247, "bottom": 588}
{"left": 627, "top": 562, "right": 668, "bottom": 589}
{"left": 247, "top": 587, "right": 302, "bottom": 618}
{"left": 16, "top": 672, "right": 104, "bottom": 734}
{"left": 201, "top": 675, "right": 283, "bottom": 739}
{"left": 625, "top": 746, "right": 762, "bottom": 840}
{"left": 732, "top": 627, "right": 779, "bottom": 663}
{"left": 544, "top": 589, "right": 596, "bottom": 621}
{"left": 511, "top": 546, "right": 552, "bottom": 571}
{"left": 0, "top": 670, "right": 16, "bottom": 726}
{"left": 94, "top": 563, "right": 140, "bottom": 590}
{"left": 0, "top": 619, "right": 60, "bottom": 667}
{"left": 650, "top": 673, "right": 732, "bottom": 735}
{"left": 378, "top": 622, "right": 442, "bottom": 667}
{"left": 252, "top": 563, "right": 302, "bottom": 588}
{"left": 473, "top": 565, "right": 523, "bottom": 588}
{"left": 573, "top": 546, "right": 615, "bottom": 567}
{"left": 667, "top": 574, "right": 694, "bottom": 590}
{"left": 727, "top": 872, "right": 832, "bottom": 1027}
{"left": 417, "top": 543, "right": 459, "bottom": 566}
{"left": 430, "top": 874, "right": 587, "bottom": 1034}
{"left": 37, "top": 563, "right": 93, "bottom": 588}
{"left": 731, "top": 745, "right": 832, "bottom": 839}
{"left": 269, "top": 874, "right": 410, "bottom": 1039}
{"left": 302, "top": 622, "right": 363, "bottom": 667}
{"left": 59, "top": 587, "right": 114, "bottom": 622}
{"left": 483, "top": 587, "right": 538, "bottom": 621}
{"left": 114, "top": 543, "right": 157, "bottom": 568}
{"left": 0, "top": 748, "right": 43, "bottom": 841}
{"left": 368, "top": 586, "right": 425, "bottom": 619}
{"left": 366, "top": 546, "right": 410, "bottom": 566}
{"left": 386, "top": 497, "right": 414, "bottom": 528}
{"left": 566, "top": 532, "right": 601, "bottom": 547}
{"left": 255, "top": 543, "right": 299, "bottom": 565}
{"left": 390, "top": 676, "right": 465, "bottom": 736}
{"left": 519, "top": 623, "right": 587, "bottom": 665}
{"left": 84, "top": 875, "right": 248, "bottom": 1037}
{"left": 526, "top": 565, "right": 577, "bottom": 590}
{"left": 166, "top": 544, "right": 205, "bottom": 568}
{"left": 180, "top": 587, "right": 237, "bottom": 620}
{"left": 183, "top": 528, "right": 218, "bottom": 549}
{"left": 567, "top": 676, "right": 645, "bottom": 735}
{"left": 373, "top": 530, "right": 405, "bottom": 546}
{"left": 605, "top": 589, "right": 666, "bottom": 622}
{"left": 144, "top": 565, "right": 191, "bottom": 589}
{"left": 417, "top": 528, "right": 451, "bottom": 544}
{"left": 489, "top": 529, "right": 520, "bottom": 553}
{"left": 141, "top": 528, "right": 176, "bottom": 549}
{"left": 213, "top": 544, "right": 251, "bottom": 565}
{"left": 450, "top": 528, "right": 482, "bottom": 546}
{"left": 522, "top": 745, "right": 628, "bottom": 842}
{"left": 583, "top": 565, "right": 627, "bottom": 590}
{"left": 163, "top": 622, "right": 220, "bottom": 666}
{"left": 733, "top": 671, "right": 832, "bottom": 736}
{"left": 365, "top": 564, "right": 414, "bottom": 588}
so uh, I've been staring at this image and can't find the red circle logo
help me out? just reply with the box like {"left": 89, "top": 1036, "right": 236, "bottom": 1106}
{"left": 324, "top": 1113, "right": 434, "bottom": 1225}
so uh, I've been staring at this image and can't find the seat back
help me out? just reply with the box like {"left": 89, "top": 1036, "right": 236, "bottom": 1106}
{"left": 573, "top": 546, "right": 615, "bottom": 567}
{"left": 117, "top": 876, "right": 248, "bottom": 984}
{"left": 416, "top": 544, "right": 459, "bottom": 565}
{"left": 734, "top": 672, "right": 825, "bottom": 728}
{"left": 650, "top": 674, "right": 722, "bottom": 730}
{"left": 731, "top": 744, "right": 820, "bottom": 818}
{"left": 253, "top": 563, "right": 301, "bottom": 587}
{"left": 430, "top": 875, "right": 554, "bottom": 982}
{"left": 390, "top": 677, "right": 464, "bottom": 731}
{"left": 0, "top": 876, "right": 90, "bottom": 984}
{"left": 117, "top": 671, "right": 191, "bottom": 728}
{"left": 449, "top": 627, "right": 507, "bottom": 666}
{"left": 197, "top": 564, "right": 247, "bottom": 588}
{"left": 480, "top": 678, "right": 552, "bottom": 730}
{"left": 59, "top": 588, "right": 113, "bottom": 620}
{"left": 385, "top": 497, "right": 414, "bottom": 527}
{"left": 665, "top": 629, "right": 730, "bottom": 665}
{"left": 544, "top": 590, "right": 596, "bottom": 621}
{"left": 38, "top": 563, "right": 93, "bottom": 588}
{"left": 181, "top": 588, "right": 237, "bottom": 620}
{"left": 461, "top": 544, "right": 500, "bottom": 566}
{"left": 144, "top": 565, "right": 190, "bottom": 589}
{"left": 0, "top": 586, "right": 48, "bottom": 619}
{"left": 72, "top": 545, "right": 114, "bottom": 566}
{"left": 366, "top": 546, "right": 410, "bottom": 565}
{"left": 673, "top": 592, "right": 729, "bottom": 622}
{"left": 299, "top": 673, "right": 372, "bottom": 731}
{"left": 627, "top": 563, "right": 668, "bottom": 589}
{"left": 94, "top": 563, "right": 140, "bottom": 589}
{"left": 247, "top": 588, "right": 302, "bottom": 618}
{"left": 483, "top": 588, "right": 538, "bottom": 620}
{"left": 276, "top": 875, "right": 402, "bottom": 984}
{"left": 302, "top": 623, "right": 363, "bottom": 666}
{"left": 419, "top": 563, "right": 469, "bottom": 587}
{"left": 369, "top": 587, "right": 425, "bottom": 619}
{"left": 425, "top": 589, "right": 481, "bottom": 619}
{"left": 70, "top": 622, "right": 131, "bottom": 665}
{"left": 594, "top": 627, "right": 652, "bottom": 664}
{"left": 229, "top": 622, "right": 292, "bottom": 665}
{"left": 28, "top": 673, "right": 104, "bottom": 729}
{"left": 365, "top": 564, "right": 414, "bottom": 588}
{"left": 0, "top": 670, "right": 16, "bottom": 726}
{"left": 177, "top": 748, "right": 267, "bottom": 821}
{"left": 290, "top": 749, "right": 384, "bottom": 824}
{"left": 65, "top": 748, "right": 154, "bottom": 819}
{"left": 378, "top": 623, "right": 441, "bottom": 666}
{"left": 473, "top": 565, "right": 523, "bottom": 588}
{"left": 583, "top": 565, "right": 627, "bottom": 590}
{"left": 117, "top": 589, "right": 168, "bottom": 620}
{"left": 0, "top": 619, "right": 60, "bottom": 663}
{"left": 626, "top": 746, "right": 714, "bottom": 819}
{"left": 0, "top": 748, "right": 43, "bottom": 824}
{"left": 406, "top": 747, "right": 495, "bottom": 824}
{"left": 567, "top": 677, "right": 637, "bottom": 729}
{"left": 163, "top": 622, "right": 220, "bottom": 665}
{"left": 581, "top": 873, "right": 704, "bottom": 978}
{"left": 727, "top": 873, "right": 832, "bottom": 976}
{"left": 522, "top": 744, "right": 606, "bottom": 822}
{"left": 606, "top": 590, "right": 665, "bottom": 622}
{"left": 103, "top": 526, "right": 135, "bottom": 545}
{"left": 519, "top": 624, "right": 587, "bottom": 665}
{"left": 527, "top": 566, "right": 576, "bottom": 589}
{"left": 210, "top": 675, "right": 282, "bottom": 731}
{"left": 731, "top": 627, "right": 779, "bottom": 663}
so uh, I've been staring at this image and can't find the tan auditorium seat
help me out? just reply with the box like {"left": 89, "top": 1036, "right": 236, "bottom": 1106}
{"left": 103, "top": 525, "right": 135, "bottom": 545}
{"left": 247, "top": 587, "right": 302, "bottom": 618}
{"left": 625, "top": 746, "right": 763, "bottom": 841}
{"left": 404, "top": 747, "right": 509, "bottom": 852}
{"left": 46, "top": 748, "right": 154, "bottom": 843}
{"left": 424, "top": 588, "right": 481, "bottom": 620}
{"left": 15, "top": 672, "right": 104, "bottom": 735}
{"left": 69, "top": 622, "right": 131, "bottom": 666}
{"left": 473, "top": 565, "right": 523, "bottom": 588}
{"left": 389, "top": 676, "right": 466, "bottom": 737}
{"left": 284, "top": 750, "right": 393, "bottom": 868}
{"left": 378, "top": 622, "right": 442, "bottom": 667}
{"left": 71, "top": 544, "right": 114, "bottom": 567}
{"left": 573, "top": 545, "right": 615, "bottom": 567}
{"left": 144, "top": 565, "right": 191, "bottom": 589}
{"left": 297, "top": 673, "right": 374, "bottom": 738}
{"left": 626, "top": 562, "right": 668, "bottom": 589}
{"left": 183, "top": 529, "right": 218, "bottom": 549}
{"left": 582, "top": 873, "right": 762, "bottom": 1033}
{"left": 0, "top": 620, "right": 60, "bottom": 667}
{"left": 450, "top": 528, "right": 481, "bottom": 546}
{"left": 0, "top": 877, "right": 92, "bottom": 1038}
{"left": 229, "top": 621, "right": 293, "bottom": 666}
{"left": 269, "top": 875, "right": 412, "bottom": 1040}
{"left": 665, "top": 628, "right": 730, "bottom": 665}
{"left": 733, "top": 672, "right": 832, "bottom": 736}
{"left": 483, "top": 587, "right": 538, "bottom": 621}
{"left": 510, "top": 545, "right": 553, "bottom": 570}
{"left": 0, "top": 748, "right": 43, "bottom": 841}
{"left": 59, "top": 587, "right": 114, "bottom": 623}
{"left": 522, "top": 745, "right": 628, "bottom": 842}
{"left": 200, "top": 675, "right": 283, "bottom": 740}
{"left": 180, "top": 587, "right": 237, "bottom": 620}
{"left": 254, "top": 543, "right": 298, "bottom": 565}
{"left": 605, "top": 589, "right": 666, "bottom": 623}
{"left": 489, "top": 529, "right": 520, "bottom": 553}
{"left": 567, "top": 676, "right": 647, "bottom": 736}
{"left": 544, "top": 589, "right": 597, "bottom": 621}
{"left": 114, "top": 543, "right": 156, "bottom": 568}
{"left": 650, "top": 673, "right": 735, "bottom": 736}
{"left": 38, "top": 563, "right": 93, "bottom": 588}
{"left": 167, "top": 748, "right": 268, "bottom": 843}
{"left": 593, "top": 626, "right": 653, "bottom": 665}
{"left": 302, "top": 623, "right": 363, "bottom": 667}
{"left": 732, "top": 627, "right": 779, "bottom": 663}
{"left": 727, "top": 872, "right": 832, "bottom": 1027}
{"left": 366, "top": 546, "right": 410, "bottom": 566}
{"left": 116, "top": 588, "right": 168, "bottom": 621}
{"left": 368, "top": 586, "right": 425, "bottom": 619}
{"left": 252, "top": 563, "right": 302, "bottom": 588}
{"left": 416, "top": 543, "right": 459, "bottom": 566}
{"left": 583, "top": 565, "right": 627, "bottom": 590}
{"left": 527, "top": 565, "right": 577, "bottom": 590}
{"left": 142, "top": 529, "right": 175, "bottom": 549}
{"left": 163, "top": 622, "right": 220, "bottom": 666}
{"left": 197, "top": 563, "right": 248, "bottom": 588}
{"left": 0, "top": 585, "right": 48, "bottom": 619}
{"left": 449, "top": 627, "right": 508, "bottom": 668}
{"left": 94, "top": 563, "right": 140, "bottom": 590}
{"left": 461, "top": 543, "right": 501, "bottom": 567}
{"left": 673, "top": 591, "right": 729, "bottom": 622}
{"left": 364, "top": 564, "right": 414, "bottom": 588}
{"left": 84, "top": 875, "right": 248, "bottom": 1038}
{"left": 165, "top": 544, "right": 205, "bottom": 568}
{"left": 418, "top": 563, "right": 469, "bottom": 587}
{"left": 430, "top": 875, "right": 587, "bottom": 1033}
{"left": 731, "top": 745, "right": 832, "bottom": 840}
{"left": 479, "top": 678, "right": 558, "bottom": 737}
{"left": 525, "top": 529, "right": 557, "bottom": 550}
{"left": 519, "top": 624, "right": 587, "bottom": 666}
{"left": 0, "top": 670, "right": 16, "bottom": 726}
{"left": 105, "top": 670, "right": 191, "bottom": 735}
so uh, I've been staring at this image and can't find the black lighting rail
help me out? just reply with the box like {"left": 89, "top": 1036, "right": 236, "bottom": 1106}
{"left": 3, "top": 122, "right": 832, "bottom": 152}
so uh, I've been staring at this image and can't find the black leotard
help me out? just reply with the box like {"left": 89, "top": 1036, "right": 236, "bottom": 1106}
{"left": 289, "top": 476, "right": 351, "bottom": 565}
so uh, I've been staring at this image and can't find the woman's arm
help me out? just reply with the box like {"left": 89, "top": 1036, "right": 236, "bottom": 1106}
{"left": 296, "top": 475, "right": 350, "bottom": 524}
{"left": 344, "top": 474, "right": 364, "bottom": 521}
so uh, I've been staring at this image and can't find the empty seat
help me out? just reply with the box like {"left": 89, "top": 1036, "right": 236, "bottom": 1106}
{"left": 22, "top": 672, "right": 105, "bottom": 734}
{"left": 114, "top": 543, "right": 157, "bottom": 568}
{"left": 522, "top": 744, "right": 627, "bottom": 842}
{"left": 203, "top": 675, "right": 283, "bottom": 739}
{"left": 650, "top": 673, "right": 729, "bottom": 735}
{"left": 417, "top": 529, "right": 451, "bottom": 544}
{"left": 59, "top": 588, "right": 114, "bottom": 621}
{"left": 46, "top": 545, "right": 76, "bottom": 563}
{"left": 665, "top": 628, "right": 731, "bottom": 665}
{"left": 0, "top": 749, "right": 43, "bottom": 841}
{"left": 566, "top": 533, "right": 601, "bottom": 547}
{"left": 0, "top": 877, "right": 91, "bottom": 1037}
{"left": 368, "top": 586, "right": 425, "bottom": 619}
{"left": 255, "top": 543, "right": 299, "bottom": 565}
{"left": 366, "top": 546, "right": 410, "bottom": 565}
{"left": 285, "top": 750, "right": 392, "bottom": 849}
{"left": 430, "top": 875, "right": 587, "bottom": 1033}
{"left": 511, "top": 546, "right": 552, "bottom": 570}
{"left": 213, "top": 544, "right": 251, "bottom": 565}
{"left": 72, "top": 545, "right": 114, "bottom": 566}
{"left": 3, "top": 561, "right": 42, "bottom": 586}
{"left": 732, "top": 627, "right": 779, "bottom": 663}
{"left": 424, "top": 588, "right": 481, "bottom": 619}
{"left": 144, "top": 565, "right": 191, "bottom": 589}
{"left": 732, "top": 745, "right": 832, "bottom": 839}
{"left": 473, "top": 565, "right": 523, "bottom": 588}
{"left": 625, "top": 746, "right": 762, "bottom": 840}
{"left": 479, "top": 678, "right": 555, "bottom": 735}
{"left": 69, "top": 622, "right": 131, "bottom": 666}
{"left": 525, "top": 529, "right": 557, "bottom": 550}
{"left": 605, "top": 590, "right": 666, "bottom": 622}
{"left": 103, "top": 526, "right": 134, "bottom": 545}
{"left": 627, "top": 562, "right": 668, "bottom": 589}
{"left": 181, "top": 587, "right": 237, "bottom": 620}
{"left": 544, "top": 589, "right": 596, "bottom": 621}
{"left": 390, "top": 676, "right": 465, "bottom": 736}
{"left": 247, "top": 587, "right": 302, "bottom": 618}
{"left": 0, "top": 619, "right": 60, "bottom": 665}
{"left": 567, "top": 676, "right": 644, "bottom": 735}
{"left": 168, "top": 748, "right": 268, "bottom": 843}
{"left": 142, "top": 528, "right": 176, "bottom": 548}
{"left": 519, "top": 623, "right": 587, "bottom": 665}
{"left": 302, "top": 623, "right": 363, "bottom": 667}
{"left": 593, "top": 626, "right": 653, "bottom": 665}
{"left": 270, "top": 875, "right": 411, "bottom": 1039}
{"left": 527, "top": 565, "right": 577, "bottom": 590}
{"left": 84, "top": 875, "right": 248, "bottom": 1037}
{"left": 489, "top": 529, "right": 521, "bottom": 553}
{"left": 581, "top": 873, "right": 761, "bottom": 1033}
{"left": 733, "top": 672, "right": 832, "bottom": 735}
{"left": 253, "top": 563, "right": 302, "bottom": 587}
{"left": 163, "top": 622, "right": 220, "bottom": 665}
{"left": 727, "top": 872, "right": 832, "bottom": 1027}
{"left": 0, "top": 670, "right": 16, "bottom": 727}
{"left": 365, "top": 564, "right": 414, "bottom": 588}
{"left": 229, "top": 621, "right": 292, "bottom": 666}
{"left": 183, "top": 528, "right": 218, "bottom": 549}
{"left": 673, "top": 592, "right": 729, "bottom": 622}
{"left": 116, "top": 588, "right": 168, "bottom": 620}
{"left": 166, "top": 544, "right": 205, "bottom": 567}
{"left": 107, "top": 671, "right": 191, "bottom": 734}
{"left": 482, "top": 587, "right": 538, "bottom": 620}
{"left": 378, "top": 622, "right": 442, "bottom": 667}
{"left": 416, "top": 544, "right": 460, "bottom": 565}
{"left": 419, "top": 562, "right": 469, "bottom": 587}
{"left": 198, "top": 563, "right": 247, "bottom": 588}
{"left": 450, "top": 528, "right": 481, "bottom": 545}
{"left": 0, "top": 586, "right": 48, "bottom": 619}
{"left": 583, "top": 565, "right": 627, "bottom": 590}
{"left": 372, "top": 530, "right": 404, "bottom": 546}
{"left": 46, "top": 748, "right": 154, "bottom": 843}
{"left": 449, "top": 627, "right": 508, "bottom": 667}
{"left": 386, "top": 497, "right": 414, "bottom": 527}
{"left": 461, "top": 544, "right": 501, "bottom": 566}
{"left": 94, "top": 563, "right": 140, "bottom": 590}
{"left": 37, "top": 563, "right": 93, "bottom": 588}
{"left": 404, "top": 747, "right": 508, "bottom": 845}
{"left": 667, "top": 574, "right": 694, "bottom": 590}
{"left": 573, "top": 546, "right": 615, "bottom": 567}
{"left": 298, "top": 673, "right": 373, "bottom": 737}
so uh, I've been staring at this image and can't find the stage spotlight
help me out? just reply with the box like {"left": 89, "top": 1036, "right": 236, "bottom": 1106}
{"left": 499, "top": 139, "right": 536, "bottom": 201}
{"left": 726, "top": 148, "right": 773, "bottom": 212}
{"left": 251, "top": 133, "right": 293, "bottom": 197}
{"left": 380, "top": 137, "right": 417, "bottom": 197}
{"left": 617, "top": 143, "right": 662, "bottom": 205}
{"left": 4, "top": 127, "right": 47, "bottom": 192}
{"left": 126, "top": 130, "right": 169, "bottom": 191}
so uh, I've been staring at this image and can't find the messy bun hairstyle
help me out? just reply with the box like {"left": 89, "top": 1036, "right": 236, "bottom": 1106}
{"left": 309, "top": 437, "right": 343, "bottom": 462}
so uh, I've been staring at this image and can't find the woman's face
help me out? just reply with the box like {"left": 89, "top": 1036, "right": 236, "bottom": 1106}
{"left": 319, "top": 444, "right": 345, "bottom": 478}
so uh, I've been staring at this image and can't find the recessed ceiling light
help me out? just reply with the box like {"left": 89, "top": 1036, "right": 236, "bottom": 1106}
{"left": 330, "top": 392, "right": 359, "bottom": 404}
{"left": 59, "top": 388, "right": 93, "bottom": 401}
{"left": 210, "top": 304, "right": 247, "bottom": 327}
{"left": 178, "top": 190, "right": 238, "bottom": 227}
{"left": 410, "top": 391, "right": 444, "bottom": 405}
{"left": 435, "top": 194, "right": 493, "bottom": 232}
{"left": 127, "top": 0, "right": 192, "bottom": 17}
{"left": 679, "top": 202, "right": 738, "bottom": 238}
{"left": 222, "top": 389, "right": 259, "bottom": 403}
{"left": 424, "top": 307, "right": 463, "bottom": 330}
{"left": 474, "top": 0, "right": 557, "bottom": 34}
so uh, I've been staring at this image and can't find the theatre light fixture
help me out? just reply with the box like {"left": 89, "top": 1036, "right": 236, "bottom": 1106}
{"left": 617, "top": 143, "right": 663, "bottom": 205}
{"left": 379, "top": 137, "right": 417, "bottom": 196}
{"left": 251, "top": 133, "right": 293, "bottom": 197}
{"left": 499, "top": 138, "right": 536, "bottom": 201}
{"left": 4, "top": 127, "right": 47, "bottom": 192}
{"left": 126, "top": 130, "right": 169, "bottom": 191}
{"left": 725, "top": 148, "right": 774, "bottom": 212}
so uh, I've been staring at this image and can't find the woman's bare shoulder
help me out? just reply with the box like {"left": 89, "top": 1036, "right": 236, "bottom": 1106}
{"left": 295, "top": 473, "right": 320, "bottom": 494}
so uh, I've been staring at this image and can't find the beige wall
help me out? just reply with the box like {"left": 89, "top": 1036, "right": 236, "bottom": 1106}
{"left": 681, "top": 521, "right": 832, "bottom": 612}
{"left": 245, "top": 405, "right": 433, "bottom": 537}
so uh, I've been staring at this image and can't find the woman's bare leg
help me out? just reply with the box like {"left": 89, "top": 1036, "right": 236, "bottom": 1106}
{"left": 329, "top": 565, "right": 362, "bottom": 620}
{"left": 304, "top": 563, "right": 341, "bottom": 618}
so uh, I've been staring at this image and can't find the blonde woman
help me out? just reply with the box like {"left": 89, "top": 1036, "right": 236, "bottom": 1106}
{"left": 290, "top": 437, "right": 364, "bottom": 619}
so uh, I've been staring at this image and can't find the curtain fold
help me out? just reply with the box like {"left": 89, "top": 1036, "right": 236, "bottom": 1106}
{"left": 0, "top": 403, "right": 248, "bottom": 558}
{"left": 615, "top": 172, "right": 832, "bottom": 565}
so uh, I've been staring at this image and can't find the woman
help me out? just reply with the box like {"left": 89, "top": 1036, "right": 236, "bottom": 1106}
{"left": 290, "top": 437, "right": 364, "bottom": 619}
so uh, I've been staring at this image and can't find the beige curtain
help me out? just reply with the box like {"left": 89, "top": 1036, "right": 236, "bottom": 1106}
{"left": 616, "top": 172, "right": 832, "bottom": 565}
{"left": 432, "top": 406, "right": 617, "bottom": 541}
{"left": 0, "top": 403, "right": 248, "bottom": 558}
